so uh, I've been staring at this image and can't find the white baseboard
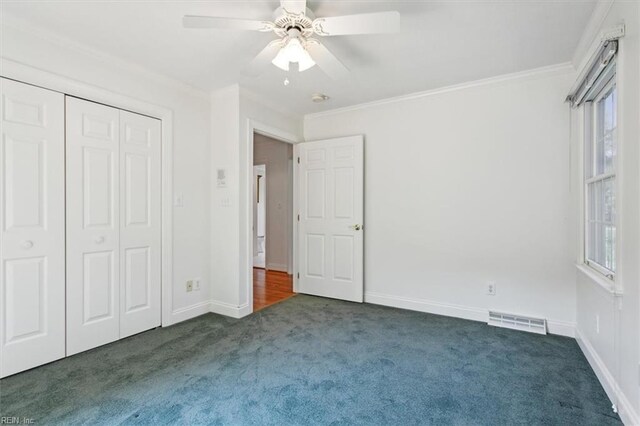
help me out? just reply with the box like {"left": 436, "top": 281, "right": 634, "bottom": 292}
{"left": 364, "top": 292, "right": 575, "bottom": 338}
{"left": 170, "top": 299, "right": 254, "bottom": 324}
{"left": 365, "top": 292, "right": 487, "bottom": 322}
{"left": 266, "top": 263, "right": 289, "bottom": 273}
{"left": 209, "top": 300, "right": 252, "bottom": 319}
{"left": 547, "top": 320, "right": 576, "bottom": 338}
{"left": 237, "top": 303, "right": 252, "bottom": 318}
{"left": 170, "top": 300, "right": 212, "bottom": 324}
{"left": 576, "top": 328, "right": 640, "bottom": 426}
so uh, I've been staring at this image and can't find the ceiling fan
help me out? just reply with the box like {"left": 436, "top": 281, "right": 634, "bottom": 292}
{"left": 183, "top": 0, "right": 400, "bottom": 79}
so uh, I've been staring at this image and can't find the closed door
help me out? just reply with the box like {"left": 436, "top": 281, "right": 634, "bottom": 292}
{"left": 119, "top": 110, "right": 161, "bottom": 338}
{"left": 66, "top": 97, "right": 120, "bottom": 355}
{"left": 297, "top": 136, "right": 364, "bottom": 302}
{"left": 0, "top": 78, "right": 66, "bottom": 377}
{"left": 66, "top": 98, "right": 162, "bottom": 355}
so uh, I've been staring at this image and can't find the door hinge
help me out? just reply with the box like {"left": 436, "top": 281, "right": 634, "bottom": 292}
{"left": 297, "top": 157, "right": 300, "bottom": 164}
{"left": 297, "top": 272, "right": 300, "bottom": 279}
{"left": 297, "top": 214, "right": 300, "bottom": 221}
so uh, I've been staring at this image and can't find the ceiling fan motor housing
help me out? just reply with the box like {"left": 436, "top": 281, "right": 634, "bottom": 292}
{"left": 273, "top": 7, "right": 315, "bottom": 37}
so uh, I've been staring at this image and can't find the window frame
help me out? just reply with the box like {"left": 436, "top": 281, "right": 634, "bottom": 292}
{"left": 584, "top": 75, "right": 617, "bottom": 280}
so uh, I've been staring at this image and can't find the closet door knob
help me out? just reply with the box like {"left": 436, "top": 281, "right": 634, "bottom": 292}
{"left": 21, "top": 240, "right": 34, "bottom": 249}
{"left": 95, "top": 236, "right": 105, "bottom": 244}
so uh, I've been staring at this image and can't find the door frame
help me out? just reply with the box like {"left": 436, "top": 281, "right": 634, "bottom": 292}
{"left": 1, "top": 58, "right": 176, "bottom": 327}
{"left": 245, "top": 120, "right": 299, "bottom": 313}
{"left": 253, "top": 163, "right": 267, "bottom": 269}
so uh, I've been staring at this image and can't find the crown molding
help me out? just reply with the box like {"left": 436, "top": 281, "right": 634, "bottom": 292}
{"left": 1, "top": 13, "right": 209, "bottom": 101}
{"left": 571, "top": 0, "right": 615, "bottom": 69}
{"left": 304, "top": 62, "right": 574, "bottom": 120}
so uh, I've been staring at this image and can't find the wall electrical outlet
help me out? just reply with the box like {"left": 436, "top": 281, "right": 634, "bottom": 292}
{"left": 186, "top": 279, "right": 200, "bottom": 292}
{"left": 487, "top": 282, "right": 497, "bottom": 296}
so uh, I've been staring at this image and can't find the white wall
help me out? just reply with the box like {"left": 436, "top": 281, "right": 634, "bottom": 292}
{"left": 210, "top": 85, "right": 241, "bottom": 313}
{"left": 571, "top": 1, "right": 640, "bottom": 424}
{"left": 253, "top": 133, "right": 293, "bottom": 273}
{"left": 210, "top": 86, "right": 302, "bottom": 317}
{"left": 1, "top": 19, "right": 212, "bottom": 322}
{"left": 304, "top": 65, "right": 577, "bottom": 336}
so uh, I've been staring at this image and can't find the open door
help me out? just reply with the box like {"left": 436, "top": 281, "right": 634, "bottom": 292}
{"left": 296, "top": 135, "right": 363, "bottom": 302}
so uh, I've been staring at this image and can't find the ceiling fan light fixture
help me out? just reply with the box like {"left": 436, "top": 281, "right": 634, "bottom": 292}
{"left": 271, "top": 38, "right": 316, "bottom": 72}
{"left": 272, "top": 48, "right": 291, "bottom": 71}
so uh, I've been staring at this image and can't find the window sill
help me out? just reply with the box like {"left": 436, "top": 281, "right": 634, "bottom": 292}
{"left": 575, "top": 263, "right": 622, "bottom": 295}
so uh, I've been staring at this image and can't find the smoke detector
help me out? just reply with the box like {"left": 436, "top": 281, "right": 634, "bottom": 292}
{"left": 311, "top": 93, "right": 330, "bottom": 103}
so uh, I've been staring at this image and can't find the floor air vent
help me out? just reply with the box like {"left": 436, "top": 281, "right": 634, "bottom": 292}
{"left": 488, "top": 311, "right": 547, "bottom": 335}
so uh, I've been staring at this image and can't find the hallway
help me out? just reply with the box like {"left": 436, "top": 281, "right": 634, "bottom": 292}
{"left": 253, "top": 269, "right": 295, "bottom": 311}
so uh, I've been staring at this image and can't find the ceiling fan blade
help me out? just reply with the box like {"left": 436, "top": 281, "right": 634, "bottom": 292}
{"left": 280, "top": 0, "right": 307, "bottom": 15}
{"left": 312, "top": 11, "right": 400, "bottom": 36}
{"left": 243, "top": 40, "right": 285, "bottom": 77}
{"left": 306, "top": 40, "right": 349, "bottom": 80}
{"left": 183, "top": 15, "right": 273, "bottom": 32}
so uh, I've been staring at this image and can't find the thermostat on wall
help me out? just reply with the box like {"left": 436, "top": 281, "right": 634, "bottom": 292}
{"left": 216, "top": 168, "right": 228, "bottom": 188}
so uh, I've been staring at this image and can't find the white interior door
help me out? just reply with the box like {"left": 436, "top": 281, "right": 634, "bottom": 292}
{"left": 119, "top": 110, "right": 161, "bottom": 338}
{"left": 0, "top": 78, "right": 66, "bottom": 377}
{"left": 297, "top": 135, "right": 364, "bottom": 302}
{"left": 66, "top": 97, "right": 120, "bottom": 355}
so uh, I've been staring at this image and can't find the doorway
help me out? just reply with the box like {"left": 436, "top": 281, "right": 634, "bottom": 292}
{"left": 252, "top": 132, "right": 294, "bottom": 311}
{"left": 253, "top": 164, "right": 266, "bottom": 268}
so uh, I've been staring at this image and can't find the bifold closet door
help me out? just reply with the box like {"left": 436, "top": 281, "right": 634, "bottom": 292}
{"left": 118, "top": 110, "right": 161, "bottom": 339}
{"left": 0, "top": 78, "right": 65, "bottom": 377}
{"left": 66, "top": 97, "right": 121, "bottom": 355}
{"left": 66, "top": 97, "right": 161, "bottom": 355}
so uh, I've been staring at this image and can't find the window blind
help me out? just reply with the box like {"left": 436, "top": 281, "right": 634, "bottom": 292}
{"left": 566, "top": 31, "right": 622, "bottom": 108}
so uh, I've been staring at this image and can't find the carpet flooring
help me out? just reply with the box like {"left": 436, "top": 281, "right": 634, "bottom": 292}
{"left": 0, "top": 295, "right": 620, "bottom": 425}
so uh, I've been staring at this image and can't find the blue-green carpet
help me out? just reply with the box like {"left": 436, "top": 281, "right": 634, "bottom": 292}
{"left": 0, "top": 295, "right": 620, "bottom": 425}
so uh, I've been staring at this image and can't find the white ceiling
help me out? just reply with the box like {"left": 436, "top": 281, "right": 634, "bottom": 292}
{"left": 2, "top": 0, "right": 596, "bottom": 115}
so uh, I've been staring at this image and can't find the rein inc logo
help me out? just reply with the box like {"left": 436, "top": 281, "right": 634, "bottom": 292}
{"left": 1, "top": 418, "right": 34, "bottom": 424}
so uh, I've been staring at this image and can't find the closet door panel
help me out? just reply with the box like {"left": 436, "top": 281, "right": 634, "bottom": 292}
{"left": 66, "top": 97, "right": 120, "bottom": 356}
{"left": 0, "top": 78, "right": 65, "bottom": 378}
{"left": 119, "top": 110, "right": 161, "bottom": 338}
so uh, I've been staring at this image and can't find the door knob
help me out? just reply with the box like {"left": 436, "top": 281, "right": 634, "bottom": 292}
{"left": 350, "top": 224, "right": 362, "bottom": 231}
{"left": 95, "top": 236, "right": 105, "bottom": 244}
{"left": 21, "top": 240, "right": 34, "bottom": 249}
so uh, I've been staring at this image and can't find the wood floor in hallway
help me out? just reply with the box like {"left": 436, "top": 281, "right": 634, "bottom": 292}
{"left": 253, "top": 268, "right": 295, "bottom": 311}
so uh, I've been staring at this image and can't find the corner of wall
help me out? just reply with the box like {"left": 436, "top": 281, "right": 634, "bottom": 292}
{"left": 571, "top": 0, "right": 616, "bottom": 69}
{"left": 209, "top": 84, "right": 242, "bottom": 309}
{"left": 576, "top": 328, "right": 640, "bottom": 425}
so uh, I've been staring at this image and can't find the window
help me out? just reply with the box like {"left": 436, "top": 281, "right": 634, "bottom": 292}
{"left": 585, "top": 78, "right": 617, "bottom": 278}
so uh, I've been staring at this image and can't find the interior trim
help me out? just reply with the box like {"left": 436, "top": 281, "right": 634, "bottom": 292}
{"left": 576, "top": 263, "right": 620, "bottom": 295}
{"left": 304, "top": 62, "right": 574, "bottom": 120}
{"left": 364, "top": 291, "right": 576, "bottom": 337}
{"left": 576, "top": 328, "right": 640, "bottom": 425}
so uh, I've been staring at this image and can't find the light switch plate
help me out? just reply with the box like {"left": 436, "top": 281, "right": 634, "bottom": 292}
{"left": 216, "top": 168, "right": 228, "bottom": 188}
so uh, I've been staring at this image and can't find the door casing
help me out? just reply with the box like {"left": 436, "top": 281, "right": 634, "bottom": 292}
{"left": 245, "top": 120, "right": 299, "bottom": 314}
